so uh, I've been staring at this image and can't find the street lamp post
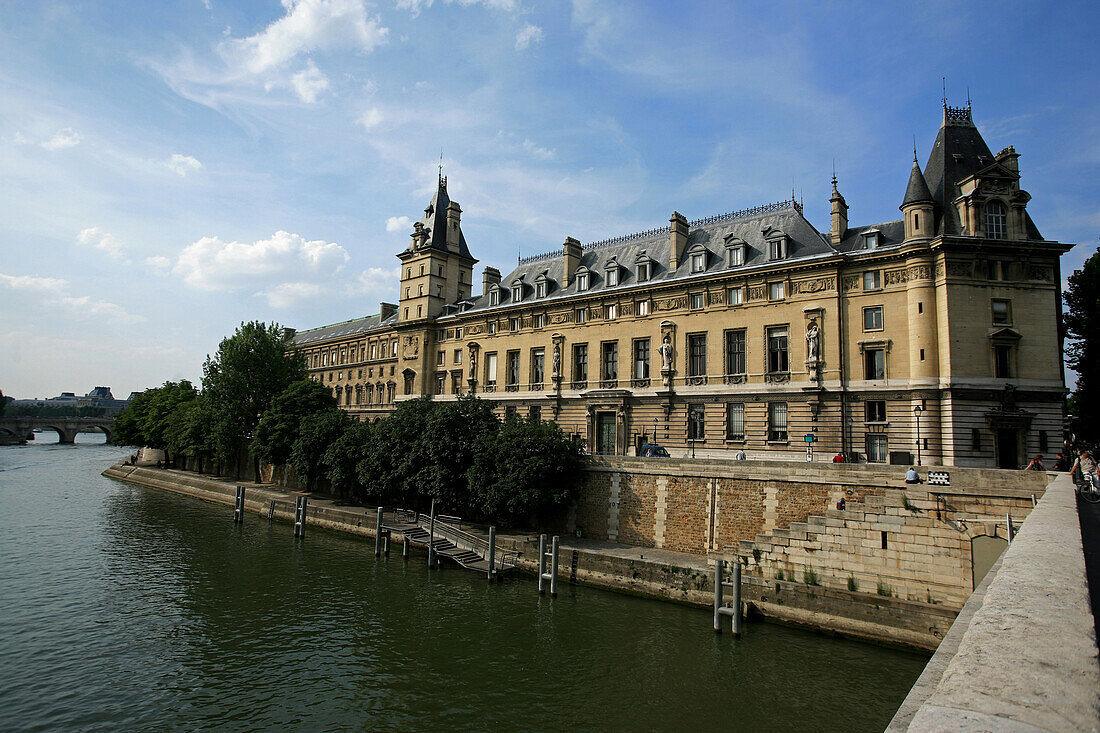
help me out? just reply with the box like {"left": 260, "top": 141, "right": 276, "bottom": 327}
{"left": 652, "top": 417, "right": 658, "bottom": 446}
{"left": 913, "top": 404, "right": 924, "bottom": 465}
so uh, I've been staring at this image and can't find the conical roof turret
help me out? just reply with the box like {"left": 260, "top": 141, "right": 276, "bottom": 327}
{"left": 901, "top": 154, "right": 934, "bottom": 209}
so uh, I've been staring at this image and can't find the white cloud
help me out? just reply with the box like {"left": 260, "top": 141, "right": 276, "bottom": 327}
{"left": 522, "top": 137, "right": 553, "bottom": 160}
{"left": 396, "top": 0, "right": 518, "bottom": 13}
{"left": 357, "top": 107, "right": 384, "bottom": 129}
{"left": 144, "top": 256, "right": 173, "bottom": 274}
{"left": 174, "top": 231, "right": 349, "bottom": 304}
{"left": 290, "top": 59, "right": 330, "bottom": 103}
{"left": 346, "top": 266, "right": 401, "bottom": 297}
{"left": 259, "top": 281, "right": 324, "bottom": 308}
{"left": 0, "top": 273, "right": 144, "bottom": 325}
{"left": 230, "top": 0, "right": 388, "bottom": 75}
{"left": 41, "top": 127, "right": 81, "bottom": 150}
{"left": 202, "top": 0, "right": 213, "bottom": 9}
{"left": 385, "top": 215, "right": 411, "bottom": 232}
{"left": 514, "top": 23, "right": 543, "bottom": 51}
{"left": 77, "top": 227, "right": 126, "bottom": 259}
{"left": 166, "top": 153, "right": 203, "bottom": 176}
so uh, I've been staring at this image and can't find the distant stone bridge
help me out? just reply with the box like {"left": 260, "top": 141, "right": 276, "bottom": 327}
{"left": 0, "top": 416, "right": 115, "bottom": 444}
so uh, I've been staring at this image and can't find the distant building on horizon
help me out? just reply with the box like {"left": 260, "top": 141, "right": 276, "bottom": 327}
{"left": 293, "top": 101, "right": 1071, "bottom": 469}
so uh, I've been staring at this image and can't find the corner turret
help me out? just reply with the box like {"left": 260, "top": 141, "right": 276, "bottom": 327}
{"left": 901, "top": 153, "right": 934, "bottom": 240}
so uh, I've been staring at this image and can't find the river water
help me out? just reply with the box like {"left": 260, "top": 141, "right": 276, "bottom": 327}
{"left": 0, "top": 433, "right": 928, "bottom": 731}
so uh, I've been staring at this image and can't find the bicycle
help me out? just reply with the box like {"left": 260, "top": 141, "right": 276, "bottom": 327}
{"left": 1075, "top": 471, "right": 1100, "bottom": 503}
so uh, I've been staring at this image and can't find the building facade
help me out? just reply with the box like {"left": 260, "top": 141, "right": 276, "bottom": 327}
{"left": 292, "top": 104, "right": 1070, "bottom": 468}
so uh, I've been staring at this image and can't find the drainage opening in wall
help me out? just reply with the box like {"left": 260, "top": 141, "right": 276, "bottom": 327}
{"left": 881, "top": 531, "right": 888, "bottom": 550}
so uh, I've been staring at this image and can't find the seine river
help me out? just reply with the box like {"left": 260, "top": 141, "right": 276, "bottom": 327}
{"left": 0, "top": 433, "right": 928, "bottom": 731}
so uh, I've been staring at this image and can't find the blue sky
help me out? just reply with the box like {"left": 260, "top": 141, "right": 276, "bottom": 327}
{"left": 2, "top": 0, "right": 1098, "bottom": 399}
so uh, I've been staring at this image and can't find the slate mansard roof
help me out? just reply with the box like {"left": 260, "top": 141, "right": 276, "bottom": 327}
{"left": 443, "top": 199, "right": 873, "bottom": 318}
{"left": 292, "top": 312, "right": 396, "bottom": 346}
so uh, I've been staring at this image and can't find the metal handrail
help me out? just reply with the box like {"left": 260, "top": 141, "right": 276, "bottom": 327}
{"left": 417, "top": 515, "right": 519, "bottom": 570}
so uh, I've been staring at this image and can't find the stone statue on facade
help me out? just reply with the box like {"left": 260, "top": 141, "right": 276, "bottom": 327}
{"left": 552, "top": 343, "right": 561, "bottom": 377}
{"left": 806, "top": 324, "right": 819, "bottom": 361}
{"left": 658, "top": 335, "right": 674, "bottom": 370}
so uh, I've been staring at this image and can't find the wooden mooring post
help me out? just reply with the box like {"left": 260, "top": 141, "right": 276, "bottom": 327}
{"left": 375, "top": 506, "right": 390, "bottom": 557}
{"left": 714, "top": 560, "right": 742, "bottom": 636}
{"left": 538, "top": 534, "right": 559, "bottom": 596}
{"left": 293, "top": 496, "right": 308, "bottom": 538}
{"left": 233, "top": 486, "right": 245, "bottom": 524}
{"left": 427, "top": 499, "right": 437, "bottom": 568}
{"left": 267, "top": 499, "right": 276, "bottom": 520}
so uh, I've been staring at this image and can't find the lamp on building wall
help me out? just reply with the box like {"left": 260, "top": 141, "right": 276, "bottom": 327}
{"left": 913, "top": 404, "right": 924, "bottom": 465}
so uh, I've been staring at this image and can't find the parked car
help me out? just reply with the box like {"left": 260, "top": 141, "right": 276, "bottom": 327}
{"left": 640, "top": 444, "right": 671, "bottom": 458}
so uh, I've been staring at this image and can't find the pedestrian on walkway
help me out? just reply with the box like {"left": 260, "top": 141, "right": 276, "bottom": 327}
{"left": 1025, "top": 455, "right": 1047, "bottom": 471}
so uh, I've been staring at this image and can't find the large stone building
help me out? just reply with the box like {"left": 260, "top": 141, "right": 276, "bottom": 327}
{"left": 293, "top": 103, "right": 1070, "bottom": 468}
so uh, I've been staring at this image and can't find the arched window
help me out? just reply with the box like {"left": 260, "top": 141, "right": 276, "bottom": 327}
{"left": 985, "top": 200, "right": 1007, "bottom": 240}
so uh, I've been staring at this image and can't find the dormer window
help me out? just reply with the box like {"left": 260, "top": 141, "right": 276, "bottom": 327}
{"left": 767, "top": 238, "right": 788, "bottom": 261}
{"left": 512, "top": 280, "right": 524, "bottom": 302}
{"left": 488, "top": 287, "right": 499, "bottom": 306}
{"left": 576, "top": 269, "right": 591, "bottom": 291}
{"left": 635, "top": 251, "right": 654, "bottom": 282}
{"left": 863, "top": 231, "right": 880, "bottom": 249}
{"left": 536, "top": 281, "right": 547, "bottom": 298}
{"left": 985, "top": 200, "right": 1007, "bottom": 239}
{"left": 724, "top": 236, "right": 746, "bottom": 268}
{"left": 605, "top": 259, "right": 620, "bottom": 287}
{"left": 691, "top": 252, "right": 705, "bottom": 273}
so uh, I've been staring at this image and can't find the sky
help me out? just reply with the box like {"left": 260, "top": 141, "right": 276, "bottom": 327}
{"left": 2, "top": 0, "right": 1098, "bottom": 399}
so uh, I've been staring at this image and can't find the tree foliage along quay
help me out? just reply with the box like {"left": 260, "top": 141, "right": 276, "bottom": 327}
{"left": 109, "top": 321, "right": 583, "bottom": 525}
{"left": 1065, "top": 246, "right": 1100, "bottom": 450}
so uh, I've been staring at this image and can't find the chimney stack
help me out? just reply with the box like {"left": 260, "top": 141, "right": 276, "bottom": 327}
{"left": 669, "top": 212, "right": 689, "bottom": 270}
{"left": 482, "top": 266, "right": 501, "bottom": 295}
{"left": 446, "top": 201, "right": 462, "bottom": 251}
{"left": 562, "top": 237, "right": 582, "bottom": 286}
{"left": 379, "top": 302, "right": 397, "bottom": 320}
{"left": 829, "top": 177, "right": 848, "bottom": 244}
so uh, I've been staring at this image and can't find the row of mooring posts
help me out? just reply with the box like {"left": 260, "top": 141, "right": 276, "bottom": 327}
{"left": 538, "top": 534, "right": 559, "bottom": 596}
{"left": 714, "top": 560, "right": 742, "bottom": 636}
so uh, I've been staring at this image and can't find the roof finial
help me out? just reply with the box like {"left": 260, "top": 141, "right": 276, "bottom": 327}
{"left": 913, "top": 135, "right": 918, "bottom": 163}
{"left": 438, "top": 148, "right": 444, "bottom": 184}
{"left": 831, "top": 159, "right": 837, "bottom": 190}
{"left": 966, "top": 86, "right": 971, "bottom": 110}
{"left": 942, "top": 76, "right": 947, "bottom": 108}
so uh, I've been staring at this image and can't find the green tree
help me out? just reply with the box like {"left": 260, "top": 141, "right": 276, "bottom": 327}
{"left": 252, "top": 379, "right": 338, "bottom": 466}
{"left": 1064, "top": 245, "right": 1100, "bottom": 449}
{"left": 354, "top": 398, "right": 437, "bottom": 507}
{"left": 467, "top": 416, "right": 584, "bottom": 526}
{"left": 289, "top": 409, "right": 352, "bottom": 491}
{"left": 0, "top": 387, "right": 6, "bottom": 417}
{"left": 202, "top": 321, "right": 306, "bottom": 476}
{"left": 110, "top": 381, "right": 197, "bottom": 450}
{"left": 322, "top": 419, "right": 373, "bottom": 499}
{"left": 110, "top": 390, "right": 153, "bottom": 446}
{"left": 165, "top": 397, "right": 217, "bottom": 472}
{"left": 420, "top": 396, "right": 500, "bottom": 510}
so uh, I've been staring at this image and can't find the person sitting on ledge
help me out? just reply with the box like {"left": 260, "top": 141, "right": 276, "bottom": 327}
{"left": 832, "top": 452, "right": 845, "bottom": 463}
{"left": 734, "top": 448, "right": 747, "bottom": 460}
{"left": 1025, "top": 455, "right": 1047, "bottom": 471}
{"left": 905, "top": 466, "right": 922, "bottom": 484}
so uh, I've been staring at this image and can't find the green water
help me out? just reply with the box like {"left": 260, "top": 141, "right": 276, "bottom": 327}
{"left": 0, "top": 434, "right": 928, "bottom": 731}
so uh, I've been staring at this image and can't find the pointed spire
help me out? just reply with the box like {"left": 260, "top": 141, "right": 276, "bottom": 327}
{"left": 902, "top": 157, "right": 934, "bottom": 208}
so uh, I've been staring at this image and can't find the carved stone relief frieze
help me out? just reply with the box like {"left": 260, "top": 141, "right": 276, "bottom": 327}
{"left": 708, "top": 291, "right": 725, "bottom": 305}
{"left": 907, "top": 264, "right": 933, "bottom": 281}
{"left": 791, "top": 277, "right": 835, "bottom": 295}
{"left": 401, "top": 335, "right": 419, "bottom": 360}
{"left": 842, "top": 276, "right": 860, "bottom": 292}
{"left": 885, "top": 268, "right": 908, "bottom": 286}
{"left": 946, "top": 261, "right": 973, "bottom": 278}
{"left": 748, "top": 285, "right": 767, "bottom": 301}
{"left": 656, "top": 296, "right": 687, "bottom": 311}
{"left": 549, "top": 311, "right": 571, "bottom": 325}
{"left": 1028, "top": 266, "right": 1053, "bottom": 282}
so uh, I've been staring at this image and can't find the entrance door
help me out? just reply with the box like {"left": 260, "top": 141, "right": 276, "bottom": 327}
{"left": 996, "top": 429, "right": 1019, "bottom": 469}
{"left": 596, "top": 412, "right": 617, "bottom": 455}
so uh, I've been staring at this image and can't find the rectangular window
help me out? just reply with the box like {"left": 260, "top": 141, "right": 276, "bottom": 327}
{"left": 725, "top": 330, "right": 746, "bottom": 375}
{"left": 573, "top": 344, "right": 588, "bottom": 382}
{"left": 688, "top": 333, "right": 707, "bottom": 376}
{"left": 638, "top": 262, "right": 650, "bottom": 282}
{"left": 511, "top": 318, "right": 520, "bottom": 332}
{"left": 392, "top": 341, "right": 398, "bottom": 356}
{"left": 688, "top": 405, "right": 706, "bottom": 440}
{"left": 636, "top": 300, "right": 650, "bottom": 316}
{"left": 1039, "top": 430, "right": 1049, "bottom": 453}
{"left": 531, "top": 348, "right": 545, "bottom": 385}
{"left": 866, "top": 434, "right": 888, "bottom": 463}
{"left": 601, "top": 341, "right": 618, "bottom": 381}
{"left": 437, "top": 350, "right": 445, "bottom": 366}
{"left": 992, "top": 299, "right": 1011, "bottom": 325}
{"left": 972, "top": 428, "right": 982, "bottom": 451}
{"left": 728, "top": 246, "right": 744, "bottom": 267}
{"left": 727, "top": 287, "right": 742, "bottom": 305}
{"left": 577, "top": 273, "right": 590, "bottom": 291}
{"left": 863, "top": 270, "right": 881, "bottom": 290}
{"left": 634, "top": 339, "right": 650, "bottom": 379}
{"left": 606, "top": 304, "right": 618, "bottom": 320}
{"left": 534, "top": 314, "right": 545, "bottom": 328}
{"left": 452, "top": 372, "right": 462, "bottom": 394}
{"left": 994, "top": 344, "right": 1011, "bottom": 378}
{"left": 767, "top": 327, "right": 789, "bottom": 373}
{"left": 726, "top": 402, "right": 745, "bottom": 441}
{"left": 768, "top": 402, "right": 788, "bottom": 441}
{"left": 864, "top": 348, "right": 885, "bottom": 380}
{"left": 506, "top": 350, "right": 520, "bottom": 386}
{"left": 863, "top": 306, "right": 884, "bottom": 331}
{"left": 489, "top": 290, "right": 499, "bottom": 306}
{"left": 865, "top": 400, "right": 886, "bottom": 423}
{"left": 485, "top": 352, "right": 498, "bottom": 385}
{"left": 768, "top": 282, "right": 784, "bottom": 300}
{"left": 576, "top": 308, "right": 587, "bottom": 324}
{"left": 987, "top": 260, "right": 1008, "bottom": 281}
{"left": 436, "top": 373, "right": 446, "bottom": 395}
{"left": 606, "top": 269, "right": 619, "bottom": 286}
{"left": 505, "top": 405, "right": 517, "bottom": 419}
{"left": 454, "top": 349, "right": 462, "bottom": 364}
{"left": 864, "top": 232, "right": 879, "bottom": 250}
{"left": 691, "top": 293, "right": 704, "bottom": 309}
{"left": 536, "top": 282, "right": 547, "bottom": 298}
{"left": 691, "top": 252, "right": 705, "bottom": 272}
{"left": 529, "top": 405, "right": 542, "bottom": 422}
